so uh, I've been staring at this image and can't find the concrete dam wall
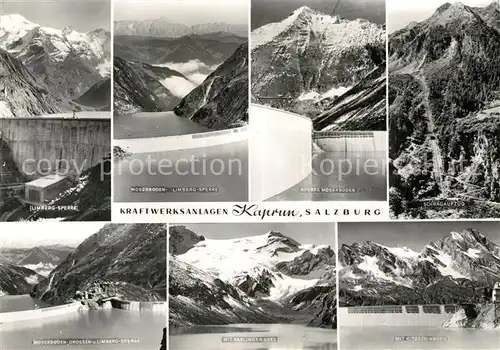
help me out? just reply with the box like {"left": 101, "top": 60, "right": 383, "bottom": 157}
{"left": 339, "top": 305, "right": 460, "bottom": 327}
{"left": 250, "top": 104, "right": 312, "bottom": 201}
{"left": 114, "top": 126, "right": 248, "bottom": 154}
{"left": 0, "top": 118, "right": 110, "bottom": 178}
{"left": 0, "top": 302, "right": 82, "bottom": 323}
{"left": 314, "top": 131, "right": 387, "bottom": 153}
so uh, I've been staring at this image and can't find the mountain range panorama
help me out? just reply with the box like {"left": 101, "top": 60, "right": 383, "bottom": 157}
{"left": 169, "top": 226, "right": 336, "bottom": 329}
{"left": 0, "top": 14, "right": 110, "bottom": 116}
{"left": 339, "top": 228, "right": 500, "bottom": 306}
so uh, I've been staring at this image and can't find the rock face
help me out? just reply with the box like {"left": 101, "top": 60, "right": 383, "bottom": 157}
{"left": 30, "top": 224, "right": 167, "bottom": 305}
{"left": 173, "top": 41, "right": 248, "bottom": 129}
{"left": 0, "top": 15, "right": 110, "bottom": 103}
{"left": 0, "top": 48, "right": 60, "bottom": 117}
{"left": 113, "top": 57, "right": 186, "bottom": 114}
{"left": 389, "top": 2, "right": 500, "bottom": 218}
{"left": 168, "top": 225, "right": 205, "bottom": 255}
{"left": 0, "top": 262, "right": 41, "bottom": 295}
{"left": 251, "top": 6, "right": 385, "bottom": 121}
{"left": 339, "top": 229, "right": 500, "bottom": 306}
{"left": 169, "top": 227, "right": 336, "bottom": 328}
{"left": 114, "top": 18, "right": 247, "bottom": 38}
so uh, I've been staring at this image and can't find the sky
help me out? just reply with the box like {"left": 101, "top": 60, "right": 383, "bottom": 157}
{"left": 0, "top": 222, "right": 105, "bottom": 248}
{"left": 180, "top": 223, "right": 336, "bottom": 247}
{"left": 251, "top": 0, "right": 386, "bottom": 30}
{"left": 114, "top": 0, "right": 248, "bottom": 25}
{"left": 338, "top": 221, "right": 500, "bottom": 251}
{"left": 1, "top": 0, "right": 111, "bottom": 32}
{"left": 388, "top": 0, "right": 494, "bottom": 32}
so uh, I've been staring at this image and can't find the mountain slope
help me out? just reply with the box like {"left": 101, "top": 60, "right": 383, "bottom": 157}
{"left": 389, "top": 2, "right": 500, "bottom": 218}
{"left": 251, "top": 6, "right": 385, "bottom": 119}
{"left": 0, "top": 14, "right": 110, "bottom": 102}
{"left": 173, "top": 41, "right": 248, "bottom": 129}
{"left": 113, "top": 57, "right": 190, "bottom": 114}
{"left": 313, "top": 65, "right": 386, "bottom": 130}
{"left": 0, "top": 262, "right": 41, "bottom": 295}
{"left": 0, "top": 48, "right": 60, "bottom": 117}
{"left": 169, "top": 226, "right": 336, "bottom": 328}
{"left": 30, "top": 224, "right": 167, "bottom": 305}
{"left": 73, "top": 78, "right": 111, "bottom": 111}
{"left": 339, "top": 229, "right": 500, "bottom": 306}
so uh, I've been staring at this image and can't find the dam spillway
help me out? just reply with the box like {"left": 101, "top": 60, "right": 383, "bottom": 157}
{"left": 339, "top": 305, "right": 461, "bottom": 327}
{"left": 313, "top": 131, "right": 386, "bottom": 153}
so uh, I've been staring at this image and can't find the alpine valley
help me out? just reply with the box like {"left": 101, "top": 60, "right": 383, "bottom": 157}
{"left": 0, "top": 14, "right": 111, "bottom": 116}
{"left": 251, "top": 6, "right": 386, "bottom": 131}
{"left": 339, "top": 229, "right": 500, "bottom": 306}
{"left": 169, "top": 226, "right": 337, "bottom": 329}
{"left": 0, "top": 224, "right": 167, "bottom": 350}
{"left": 113, "top": 20, "right": 249, "bottom": 130}
{"left": 389, "top": 2, "right": 500, "bottom": 219}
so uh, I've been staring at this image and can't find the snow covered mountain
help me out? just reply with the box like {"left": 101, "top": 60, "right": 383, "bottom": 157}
{"left": 114, "top": 18, "right": 248, "bottom": 38}
{"left": 0, "top": 14, "right": 110, "bottom": 102}
{"left": 339, "top": 229, "right": 500, "bottom": 306}
{"left": 251, "top": 6, "right": 385, "bottom": 119}
{"left": 173, "top": 41, "right": 248, "bottom": 129}
{"left": 169, "top": 226, "right": 336, "bottom": 328}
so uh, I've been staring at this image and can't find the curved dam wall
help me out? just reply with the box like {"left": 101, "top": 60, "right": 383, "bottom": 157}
{"left": 0, "top": 118, "right": 110, "bottom": 178}
{"left": 250, "top": 104, "right": 312, "bottom": 201}
{"left": 340, "top": 305, "right": 460, "bottom": 327}
{"left": 0, "top": 302, "right": 82, "bottom": 323}
{"left": 110, "top": 299, "right": 167, "bottom": 313}
{"left": 114, "top": 126, "right": 248, "bottom": 154}
{"left": 314, "top": 131, "right": 387, "bottom": 153}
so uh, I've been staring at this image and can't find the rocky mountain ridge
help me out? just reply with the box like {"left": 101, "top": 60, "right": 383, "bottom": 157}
{"left": 339, "top": 229, "right": 500, "bottom": 306}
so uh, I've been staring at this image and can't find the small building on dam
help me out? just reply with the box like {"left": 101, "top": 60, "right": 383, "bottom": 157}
{"left": 25, "top": 174, "right": 70, "bottom": 204}
{"left": 493, "top": 282, "right": 500, "bottom": 302}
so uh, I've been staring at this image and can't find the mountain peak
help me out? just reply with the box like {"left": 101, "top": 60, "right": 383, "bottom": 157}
{"left": 62, "top": 25, "right": 73, "bottom": 35}
{"left": 0, "top": 14, "right": 35, "bottom": 29}
{"left": 429, "top": 1, "right": 476, "bottom": 24}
